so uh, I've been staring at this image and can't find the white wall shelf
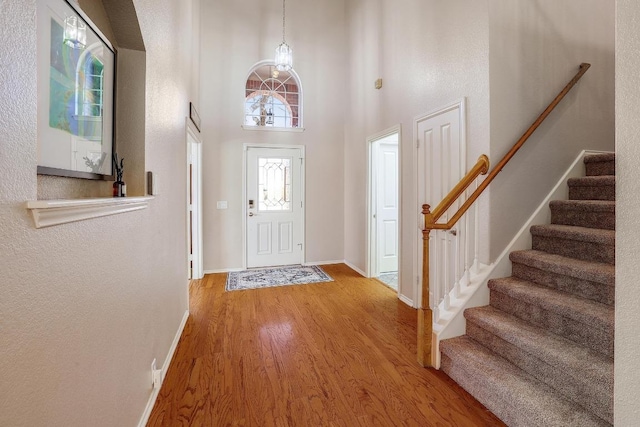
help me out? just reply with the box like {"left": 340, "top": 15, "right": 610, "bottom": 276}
{"left": 25, "top": 196, "right": 154, "bottom": 228}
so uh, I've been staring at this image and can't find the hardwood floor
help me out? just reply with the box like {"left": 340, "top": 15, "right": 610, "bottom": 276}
{"left": 147, "top": 264, "right": 504, "bottom": 426}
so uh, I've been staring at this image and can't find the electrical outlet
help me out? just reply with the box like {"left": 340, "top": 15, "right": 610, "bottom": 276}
{"left": 151, "top": 359, "right": 157, "bottom": 388}
{"left": 151, "top": 358, "right": 162, "bottom": 389}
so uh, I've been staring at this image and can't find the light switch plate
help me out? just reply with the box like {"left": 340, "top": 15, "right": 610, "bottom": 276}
{"left": 217, "top": 201, "right": 228, "bottom": 209}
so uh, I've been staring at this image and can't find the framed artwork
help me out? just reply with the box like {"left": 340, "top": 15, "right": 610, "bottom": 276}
{"left": 36, "top": 0, "right": 115, "bottom": 179}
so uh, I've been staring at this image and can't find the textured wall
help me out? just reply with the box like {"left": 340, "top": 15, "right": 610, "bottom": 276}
{"left": 487, "top": 0, "right": 615, "bottom": 259}
{"left": 200, "top": 0, "right": 347, "bottom": 271}
{"left": 344, "top": 0, "right": 491, "bottom": 302}
{"left": 615, "top": 0, "right": 640, "bottom": 423}
{"left": 0, "top": 0, "right": 196, "bottom": 425}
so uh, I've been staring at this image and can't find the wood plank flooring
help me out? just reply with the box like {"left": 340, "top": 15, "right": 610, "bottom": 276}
{"left": 147, "top": 264, "right": 504, "bottom": 426}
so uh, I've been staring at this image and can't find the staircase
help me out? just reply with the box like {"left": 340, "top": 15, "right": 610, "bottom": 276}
{"left": 440, "top": 153, "right": 615, "bottom": 427}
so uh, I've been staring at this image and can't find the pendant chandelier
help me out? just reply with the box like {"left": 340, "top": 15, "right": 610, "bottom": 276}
{"left": 275, "top": 0, "right": 293, "bottom": 71}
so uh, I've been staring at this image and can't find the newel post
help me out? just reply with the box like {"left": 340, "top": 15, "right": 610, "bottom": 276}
{"left": 418, "top": 204, "right": 434, "bottom": 367}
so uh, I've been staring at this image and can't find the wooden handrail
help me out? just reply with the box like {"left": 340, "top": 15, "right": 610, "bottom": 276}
{"left": 418, "top": 63, "right": 591, "bottom": 368}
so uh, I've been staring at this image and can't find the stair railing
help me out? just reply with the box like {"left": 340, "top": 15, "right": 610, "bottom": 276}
{"left": 418, "top": 63, "right": 591, "bottom": 367}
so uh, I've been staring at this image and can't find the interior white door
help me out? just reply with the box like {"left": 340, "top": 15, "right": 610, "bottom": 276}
{"left": 246, "top": 147, "right": 303, "bottom": 268}
{"left": 377, "top": 141, "right": 399, "bottom": 274}
{"left": 417, "top": 104, "right": 464, "bottom": 311}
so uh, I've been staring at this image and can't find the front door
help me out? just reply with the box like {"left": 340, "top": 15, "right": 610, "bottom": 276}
{"left": 246, "top": 146, "right": 304, "bottom": 268}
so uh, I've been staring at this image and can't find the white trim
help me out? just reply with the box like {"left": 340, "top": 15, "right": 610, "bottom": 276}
{"left": 304, "top": 260, "right": 344, "bottom": 266}
{"left": 186, "top": 121, "right": 204, "bottom": 280}
{"left": 366, "top": 125, "right": 402, "bottom": 280}
{"left": 204, "top": 268, "right": 244, "bottom": 275}
{"left": 137, "top": 309, "right": 190, "bottom": 427}
{"left": 399, "top": 294, "right": 414, "bottom": 307}
{"left": 344, "top": 260, "right": 367, "bottom": 277}
{"left": 25, "top": 196, "right": 153, "bottom": 228}
{"left": 413, "top": 98, "right": 467, "bottom": 308}
{"left": 242, "top": 144, "right": 306, "bottom": 269}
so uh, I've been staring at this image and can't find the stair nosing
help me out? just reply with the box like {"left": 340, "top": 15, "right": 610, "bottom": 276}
{"left": 549, "top": 200, "right": 615, "bottom": 212}
{"left": 530, "top": 224, "right": 615, "bottom": 245}
{"left": 567, "top": 176, "right": 615, "bottom": 187}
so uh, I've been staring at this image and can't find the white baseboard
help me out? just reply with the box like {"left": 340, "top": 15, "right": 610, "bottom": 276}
{"left": 398, "top": 294, "right": 414, "bottom": 307}
{"left": 343, "top": 260, "right": 367, "bottom": 277}
{"left": 137, "top": 309, "right": 190, "bottom": 427}
{"left": 304, "top": 260, "right": 344, "bottom": 266}
{"left": 204, "top": 268, "right": 243, "bottom": 274}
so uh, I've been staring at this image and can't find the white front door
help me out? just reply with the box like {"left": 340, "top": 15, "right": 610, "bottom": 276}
{"left": 376, "top": 141, "right": 399, "bottom": 274}
{"left": 246, "top": 146, "right": 304, "bottom": 268}
{"left": 416, "top": 101, "right": 465, "bottom": 313}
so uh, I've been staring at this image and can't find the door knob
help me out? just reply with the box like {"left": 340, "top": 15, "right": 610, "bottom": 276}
{"left": 249, "top": 212, "right": 256, "bottom": 217}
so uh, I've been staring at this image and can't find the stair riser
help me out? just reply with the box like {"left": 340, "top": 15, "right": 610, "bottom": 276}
{"left": 550, "top": 209, "right": 615, "bottom": 230}
{"left": 466, "top": 322, "right": 613, "bottom": 424}
{"left": 490, "top": 290, "right": 614, "bottom": 358}
{"left": 531, "top": 236, "right": 614, "bottom": 265}
{"left": 585, "top": 161, "right": 615, "bottom": 177}
{"left": 440, "top": 354, "right": 520, "bottom": 427}
{"left": 511, "top": 263, "right": 614, "bottom": 305}
{"left": 569, "top": 186, "right": 615, "bottom": 201}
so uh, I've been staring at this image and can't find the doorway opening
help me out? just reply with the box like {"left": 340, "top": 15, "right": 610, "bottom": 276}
{"left": 187, "top": 123, "right": 203, "bottom": 280}
{"left": 243, "top": 144, "right": 305, "bottom": 269}
{"left": 368, "top": 127, "right": 401, "bottom": 292}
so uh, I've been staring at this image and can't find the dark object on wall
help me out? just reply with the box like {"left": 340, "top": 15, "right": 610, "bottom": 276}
{"left": 112, "top": 153, "right": 125, "bottom": 197}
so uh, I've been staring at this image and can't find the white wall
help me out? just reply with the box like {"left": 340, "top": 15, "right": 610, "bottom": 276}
{"left": 487, "top": 0, "right": 615, "bottom": 258}
{"left": 200, "top": 0, "right": 347, "bottom": 271}
{"left": 344, "top": 0, "right": 491, "bottom": 303}
{"left": 615, "top": 0, "right": 640, "bottom": 423}
{"left": 0, "top": 0, "right": 198, "bottom": 425}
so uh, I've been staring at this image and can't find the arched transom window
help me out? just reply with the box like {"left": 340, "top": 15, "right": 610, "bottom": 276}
{"left": 244, "top": 62, "right": 302, "bottom": 129}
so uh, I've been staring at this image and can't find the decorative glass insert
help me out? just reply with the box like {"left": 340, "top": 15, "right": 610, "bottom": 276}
{"left": 245, "top": 64, "right": 301, "bottom": 128}
{"left": 258, "top": 157, "right": 292, "bottom": 211}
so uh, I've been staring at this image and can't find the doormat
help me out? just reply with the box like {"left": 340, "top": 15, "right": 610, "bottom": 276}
{"left": 226, "top": 265, "right": 333, "bottom": 291}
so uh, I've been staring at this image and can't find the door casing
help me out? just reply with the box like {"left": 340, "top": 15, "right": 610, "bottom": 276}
{"left": 367, "top": 125, "right": 402, "bottom": 288}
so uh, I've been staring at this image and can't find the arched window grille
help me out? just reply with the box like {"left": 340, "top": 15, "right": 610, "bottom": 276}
{"left": 244, "top": 62, "right": 302, "bottom": 129}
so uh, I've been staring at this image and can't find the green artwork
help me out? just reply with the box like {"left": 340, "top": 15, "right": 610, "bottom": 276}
{"left": 48, "top": 18, "right": 103, "bottom": 140}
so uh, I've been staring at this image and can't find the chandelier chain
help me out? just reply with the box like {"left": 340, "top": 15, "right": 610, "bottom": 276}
{"left": 282, "top": 0, "right": 286, "bottom": 42}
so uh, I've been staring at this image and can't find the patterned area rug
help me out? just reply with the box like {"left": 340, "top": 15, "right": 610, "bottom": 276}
{"left": 226, "top": 265, "right": 333, "bottom": 291}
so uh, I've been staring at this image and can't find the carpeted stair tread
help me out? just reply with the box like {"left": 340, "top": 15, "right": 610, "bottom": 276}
{"left": 549, "top": 200, "right": 615, "bottom": 230}
{"left": 549, "top": 199, "right": 615, "bottom": 213}
{"left": 510, "top": 250, "right": 614, "bottom": 286}
{"left": 530, "top": 224, "right": 615, "bottom": 264}
{"left": 567, "top": 176, "right": 615, "bottom": 187}
{"left": 465, "top": 306, "right": 613, "bottom": 386}
{"left": 583, "top": 153, "right": 615, "bottom": 164}
{"left": 530, "top": 224, "right": 615, "bottom": 245}
{"left": 568, "top": 176, "right": 615, "bottom": 201}
{"left": 465, "top": 307, "right": 613, "bottom": 423}
{"left": 440, "top": 336, "right": 610, "bottom": 427}
{"left": 488, "top": 277, "right": 613, "bottom": 331}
